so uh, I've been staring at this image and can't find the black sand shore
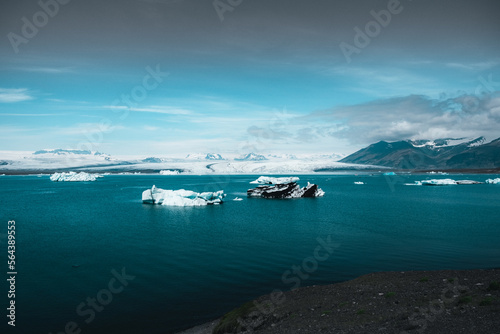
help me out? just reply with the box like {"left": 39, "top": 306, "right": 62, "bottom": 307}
{"left": 178, "top": 268, "right": 500, "bottom": 334}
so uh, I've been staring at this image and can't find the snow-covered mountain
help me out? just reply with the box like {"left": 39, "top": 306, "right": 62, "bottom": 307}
{"left": 185, "top": 153, "right": 225, "bottom": 160}
{"left": 341, "top": 136, "right": 500, "bottom": 169}
{"left": 33, "top": 149, "right": 111, "bottom": 159}
{"left": 235, "top": 153, "right": 267, "bottom": 161}
{"left": 142, "top": 157, "right": 164, "bottom": 163}
{"left": 408, "top": 137, "right": 486, "bottom": 148}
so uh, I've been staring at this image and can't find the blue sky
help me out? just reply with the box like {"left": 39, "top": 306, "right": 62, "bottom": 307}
{"left": 1, "top": 0, "right": 499, "bottom": 156}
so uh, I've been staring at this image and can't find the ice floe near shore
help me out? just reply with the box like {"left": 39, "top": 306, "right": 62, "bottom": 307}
{"left": 411, "top": 178, "right": 482, "bottom": 186}
{"left": 142, "top": 185, "right": 225, "bottom": 206}
{"left": 248, "top": 180, "right": 324, "bottom": 199}
{"left": 250, "top": 176, "right": 300, "bottom": 184}
{"left": 486, "top": 178, "right": 500, "bottom": 184}
{"left": 159, "top": 170, "right": 180, "bottom": 175}
{"left": 50, "top": 172, "right": 101, "bottom": 182}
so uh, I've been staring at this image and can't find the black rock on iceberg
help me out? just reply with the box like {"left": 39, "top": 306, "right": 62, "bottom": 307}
{"left": 247, "top": 182, "right": 325, "bottom": 199}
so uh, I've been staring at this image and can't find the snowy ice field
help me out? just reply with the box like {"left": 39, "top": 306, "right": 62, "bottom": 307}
{"left": 0, "top": 150, "right": 382, "bottom": 174}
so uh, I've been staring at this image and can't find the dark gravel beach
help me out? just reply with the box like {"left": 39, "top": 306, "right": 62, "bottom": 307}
{"left": 179, "top": 268, "right": 500, "bottom": 334}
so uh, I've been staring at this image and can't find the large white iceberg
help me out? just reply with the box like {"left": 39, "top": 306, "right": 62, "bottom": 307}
{"left": 250, "top": 176, "right": 300, "bottom": 184}
{"left": 412, "top": 178, "right": 482, "bottom": 186}
{"left": 50, "top": 172, "right": 101, "bottom": 182}
{"left": 142, "top": 185, "right": 225, "bottom": 206}
{"left": 486, "top": 178, "right": 500, "bottom": 184}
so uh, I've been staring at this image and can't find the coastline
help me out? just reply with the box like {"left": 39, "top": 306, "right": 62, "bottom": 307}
{"left": 1, "top": 167, "right": 500, "bottom": 176}
{"left": 178, "top": 268, "right": 500, "bottom": 334}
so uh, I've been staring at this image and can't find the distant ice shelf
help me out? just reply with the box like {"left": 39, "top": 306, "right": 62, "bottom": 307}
{"left": 50, "top": 172, "right": 101, "bottom": 182}
{"left": 142, "top": 185, "right": 225, "bottom": 206}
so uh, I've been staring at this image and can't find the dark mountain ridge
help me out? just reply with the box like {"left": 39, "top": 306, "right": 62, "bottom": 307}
{"left": 340, "top": 136, "right": 500, "bottom": 169}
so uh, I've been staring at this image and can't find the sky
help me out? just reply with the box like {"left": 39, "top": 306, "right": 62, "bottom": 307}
{"left": 0, "top": 0, "right": 499, "bottom": 157}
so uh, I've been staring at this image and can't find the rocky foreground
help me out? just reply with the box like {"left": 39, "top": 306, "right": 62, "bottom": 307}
{"left": 179, "top": 268, "right": 500, "bottom": 334}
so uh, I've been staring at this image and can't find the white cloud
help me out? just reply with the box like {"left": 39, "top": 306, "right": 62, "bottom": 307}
{"left": 102, "top": 105, "right": 192, "bottom": 115}
{"left": 0, "top": 88, "right": 34, "bottom": 103}
{"left": 244, "top": 92, "right": 500, "bottom": 154}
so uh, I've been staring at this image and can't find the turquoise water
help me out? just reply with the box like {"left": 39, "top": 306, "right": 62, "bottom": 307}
{"left": 1, "top": 174, "right": 499, "bottom": 333}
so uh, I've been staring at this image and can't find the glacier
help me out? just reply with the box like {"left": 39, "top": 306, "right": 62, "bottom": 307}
{"left": 142, "top": 185, "right": 225, "bottom": 206}
{"left": 250, "top": 176, "right": 300, "bottom": 184}
{"left": 50, "top": 172, "right": 102, "bottom": 182}
{"left": 248, "top": 181, "right": 324, "bottom": 199}
{"left": 486, "top": 178, "right": 500, "bottom": 184}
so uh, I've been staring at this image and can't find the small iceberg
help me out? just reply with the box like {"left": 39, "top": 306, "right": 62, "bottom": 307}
{"left": 50, "top": 172, "right": 101, "bottom": 182}
{"left": 142, "top": 185, "right": 225, "bottom": 206}
{"left": 412, "top": 179, "right": 482, "bottom": 186}
{"left": 233, "top": 197, "right": 243, "bottom": 201}
{"left": 383, "top": 172, "right": 397, "bottom": 176}
{"left": 486, "top": 178, "right": 500, "bottom": 184}
{"left": 248, "top": 181, "right": 324, "bottom": 199}
{"left": 250, "top": 176, "right": 300, "bottom": 185}
{"left": 159, "top": 170, "right": 180, "bottom": 175}
{"left": 354, "top": 181, "right": 364, "bottom": 185}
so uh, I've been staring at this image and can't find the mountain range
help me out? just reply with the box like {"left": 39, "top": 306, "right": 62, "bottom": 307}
{"left": 340, "top": 136, "right": 500, "bottom": 169}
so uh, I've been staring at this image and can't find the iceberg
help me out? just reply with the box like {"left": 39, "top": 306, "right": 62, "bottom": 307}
{"left": 383, "top": 172, "right": 397, "bottom": 176}
{"left": 142, "top": 185, "right": 225, "bottom": 206}
{"left": 250, "top": 176, "right": 300, "bottom": 184}
{"left": 486, "top": 178, "right": 500, "bottom": 184}
{"left": 233, "top": 197, "right": 243, "bottom": 201}
{"left": 159, "top": 170, "right": 180, "bottom": 175}
{"left": 247, "top": 181, "right": 324, "bottom": 199}
{"left": 354, "top": 181, "right": 364, "bottom": 185}
{"left": 412, "top": 179, "right": 482, "bottom": 186}
{"left": 50, "top": 172, "right": 101, "bottom": 182}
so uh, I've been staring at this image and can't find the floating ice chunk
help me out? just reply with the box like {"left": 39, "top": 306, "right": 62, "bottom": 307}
{"left": 159, "top": 170, "right": 180, "bottom": 175}
{"left": 233, "top": 197, "right": 243, "bottom": 201}
{"left": 248, "top": 181, "right": 324, "bottom": 198}
{"left": 142, "top": 185, "right": 225, "bottom": 206}
{"left": 455, "top": 180, "right": 482, "bottom": 185}
{"left": 50, "top": 172, "right": 101, "bottom": 182}
{"left": 354, "top": 181, "right": 364, "bottom": 185}
{"left": 412, "top": 178, "right": 482, "bottom": 186}
{"left": 383, "top": 172, "right": 397, "bottom": 176}
{"left": 250, "top": 176, "right": 300, "bottom": 185}
{"left": 486, "top": 178, "right": 500, "bottom": 184}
